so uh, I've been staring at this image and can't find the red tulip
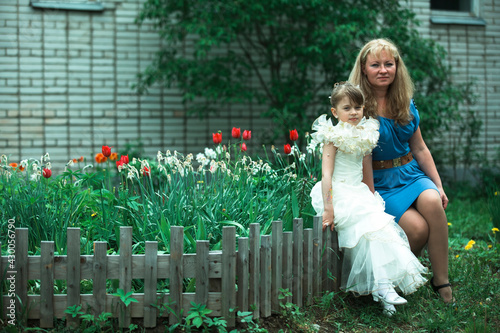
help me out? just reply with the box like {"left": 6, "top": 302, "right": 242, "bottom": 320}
{"left": 243, "top": 130, "right": 251, "bottom": 140}
{"left": 213, "top": 132, "right": 222, "bottom": 144}
{"left": 116, "top": 160, "right": 124, "bottom": 170}
{"left": 240, "top": 143, "right": 247, "bottom": 152}
{"left": 289, "top": 129, "right": 299, "bottom": 141}
{"left": 102, "top": 145, "right": 111, "bottom": 157}
{"left": 120, "top": 155, "right": 129, "bottom": 164}
{"left": 284, "top": 144, "right": 292, "bottom": 155}
{"left": 232, "top": 127, "right": 241, "bottom": 139}
{"left": 42, "top": 168, "right": 52, "bottom": 178}
{"left": 143, "top": 166, "right": 150, "bottom": 176}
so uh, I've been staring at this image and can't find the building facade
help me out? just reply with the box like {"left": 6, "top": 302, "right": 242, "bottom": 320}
{"left": 1, "top": 0, "right": 499, "bottom": 173}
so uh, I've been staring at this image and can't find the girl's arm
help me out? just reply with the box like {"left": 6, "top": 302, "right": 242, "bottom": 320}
{"left": 321, "top": 143, "right": 336, "bottom": 231}
{"left": 409, "top": 127, "right": 449, "bottom": 209}
{"left": 362, "top": 153, "right": 375, "bottom": 193}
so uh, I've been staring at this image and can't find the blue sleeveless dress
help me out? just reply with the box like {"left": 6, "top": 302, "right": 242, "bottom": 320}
{"left": 372, "top": 100, "right": 439, "bottom": 223}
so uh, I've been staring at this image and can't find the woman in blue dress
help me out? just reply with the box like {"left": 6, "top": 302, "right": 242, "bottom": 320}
{"left": 348, "top": 38, "right": 454, "bottom": 304}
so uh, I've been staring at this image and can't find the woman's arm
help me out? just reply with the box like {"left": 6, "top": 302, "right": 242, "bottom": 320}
{"left": 362, "top": 154, "right": 375, "bottom": 193}
{"left": 409, "top": 127, "right": 449, "bottom": 209}
{"left": 321, "top": 143, "right": 336, "bottom": 231}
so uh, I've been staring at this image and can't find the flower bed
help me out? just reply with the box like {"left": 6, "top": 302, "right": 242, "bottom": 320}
{"left": 0, "top": 126, "right": 323, "bottom": 256}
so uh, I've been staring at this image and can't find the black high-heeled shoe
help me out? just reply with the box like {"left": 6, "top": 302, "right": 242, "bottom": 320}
{"left": 430, "top": 277, "right": 452, "bottom": 293}
{"left": 430, "top": 277, "right": 455, "bottom": 304}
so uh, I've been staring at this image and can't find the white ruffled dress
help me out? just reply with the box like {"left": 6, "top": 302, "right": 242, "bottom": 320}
{"left": 309, "top": 115, "right": 427, "bottom": 297}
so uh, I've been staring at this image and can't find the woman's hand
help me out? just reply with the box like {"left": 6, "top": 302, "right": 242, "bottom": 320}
{"left": 437, "top": 186, "right": 449, "bottom": 209}
{"left": 322, "top": 211, "right": 335, "bottom": 231}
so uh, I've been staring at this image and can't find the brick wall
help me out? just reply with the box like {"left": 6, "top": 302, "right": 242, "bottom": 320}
{"left": 0, "top": 0, "right": 267, "bottom": 170}
{"left": 1, "top": 0, "right": 499, "bottom": 172}
{"left": 406, "top": 0, "right": 500, "bottom": 164}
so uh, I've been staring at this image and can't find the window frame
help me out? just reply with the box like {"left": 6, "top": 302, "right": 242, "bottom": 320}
{"left": 430, "top": 0, "right": 486, "bottom": 26}
{"left": 30, "top": 0, "right": 104, "bottom": 12}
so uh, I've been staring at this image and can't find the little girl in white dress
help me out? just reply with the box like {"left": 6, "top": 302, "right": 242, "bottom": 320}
{"left": 309, "top": 82, "right": 427, "bottom": 316}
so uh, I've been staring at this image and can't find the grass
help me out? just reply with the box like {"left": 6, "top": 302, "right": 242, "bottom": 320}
{"left": 269, "top": 192, "right": 500, "bottom": 333}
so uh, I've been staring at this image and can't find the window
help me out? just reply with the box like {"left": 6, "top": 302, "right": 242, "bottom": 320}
{"left": 430, "top": 0, "right": 486, "bottom": 26}
{"left": 30, "top": 0, "right": 104, "bottom": 12}
{"left": 431, "top": 0, "right": 471, "bottom": 12}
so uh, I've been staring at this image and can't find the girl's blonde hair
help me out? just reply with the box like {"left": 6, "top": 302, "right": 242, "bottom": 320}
{"left": 348, "top": 38, "right": 414, "bottom": 124}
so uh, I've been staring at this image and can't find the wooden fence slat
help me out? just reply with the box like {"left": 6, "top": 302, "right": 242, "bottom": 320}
{"left": 303, "top": 228, "right": 313, "bottom": 305}
{"left": 0, "top": 240, "right": 2, "bottom": 322}
{"left": 312, "top": 216, "right": 323, "bottom": 297}
{"left": 169, "top": 226, "right": 184, "bottom": 325}
{"left": 144, "top": 241, "right": 158, "bottom": 328}
{"left": 293, "top": 218, "right": 303, "bottom": 307}
{"left": 237, "top": 237, "right": 249, "bottom": 313}
{"left": 249, "top": 223, "right": 260, "bottom": 319}
{"left": 209, "top": 250, "right": 222, "bottom": 292}
{"left": 271, "top": 221, "right": 282, "bottom": 312}
{"left": 93, "top": 242, "right": 107, "bottom": 316}
{"left": 322, "top": 227, "right": 332, "bottom": 292}
{"left": 196, "top": 240, "right": 210, "bottom": 306}
{"left": 66, "top": 228, "right": 81, "bottom": 328}
{"left": 15, "top": 228, "right": 28, "bottom": 325}
{"left": 331, "top": 229, "right": 341, "bottom": 292}
{"left": 222, "top": 226, "right": 236, "bottom": 327}
{"left": 40, "top": 241, "right": 54, "bottom": 328}
{"left": 282, "top": 232, "right": 293, "bottom": 304}
{"left": 260, "top": 235, "right": 271, "bottom": 317}
{"left": 119, "top": 226, "right": 133, "bottom": 328}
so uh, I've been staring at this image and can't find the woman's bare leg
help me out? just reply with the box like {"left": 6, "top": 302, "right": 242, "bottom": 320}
{"left": 398, "top": 207, "right": 429, "bottom": 256}
{"left": 414, "top": 189, "right": 453, "bottom": 303}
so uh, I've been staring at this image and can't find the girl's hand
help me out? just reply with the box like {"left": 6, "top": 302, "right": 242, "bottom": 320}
{"left": 438, "top": 186, "right": 449, "bottom": 209}
{"left": 322, "top": 212, "right": 335, "bottom": 231}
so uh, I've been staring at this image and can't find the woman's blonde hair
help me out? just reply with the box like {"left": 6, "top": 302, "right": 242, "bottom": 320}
{"left": 348, "top": 38, "right": 414, "bottom": 124}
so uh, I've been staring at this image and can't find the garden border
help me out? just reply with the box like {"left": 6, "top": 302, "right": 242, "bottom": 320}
{"left": 0, "top": 217, "right": 342, "bottom": 329}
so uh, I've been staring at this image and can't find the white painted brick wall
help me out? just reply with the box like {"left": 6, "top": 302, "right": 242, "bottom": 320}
{"left": 1, "top": 0, "right": 499, "bottom": 173}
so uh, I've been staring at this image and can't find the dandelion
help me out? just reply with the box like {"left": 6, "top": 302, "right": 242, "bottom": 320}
{"left": 495, "top": 191, "right": 498, "bottom": 196}
{"left": 448, "top": 223, "right": 452, "bottom": 226}
{"left": 464, "top": 239, "right": 476, "bottom": 250}
{"left": 455, "top": 255, "right": 459, "bottom": 258}
{"left": 488, "top": 245, "right": 492, "bottom": 249}
{"left": 492, "top": 227, "right": 499, "bottom": 234}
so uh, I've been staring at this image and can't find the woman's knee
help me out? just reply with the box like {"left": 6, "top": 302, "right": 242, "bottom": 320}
{"left": 399, "top": 210, "right": 429, "bottom": 243}
{"left": 416, "top": 190, "right": 443, "bottom": 211}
